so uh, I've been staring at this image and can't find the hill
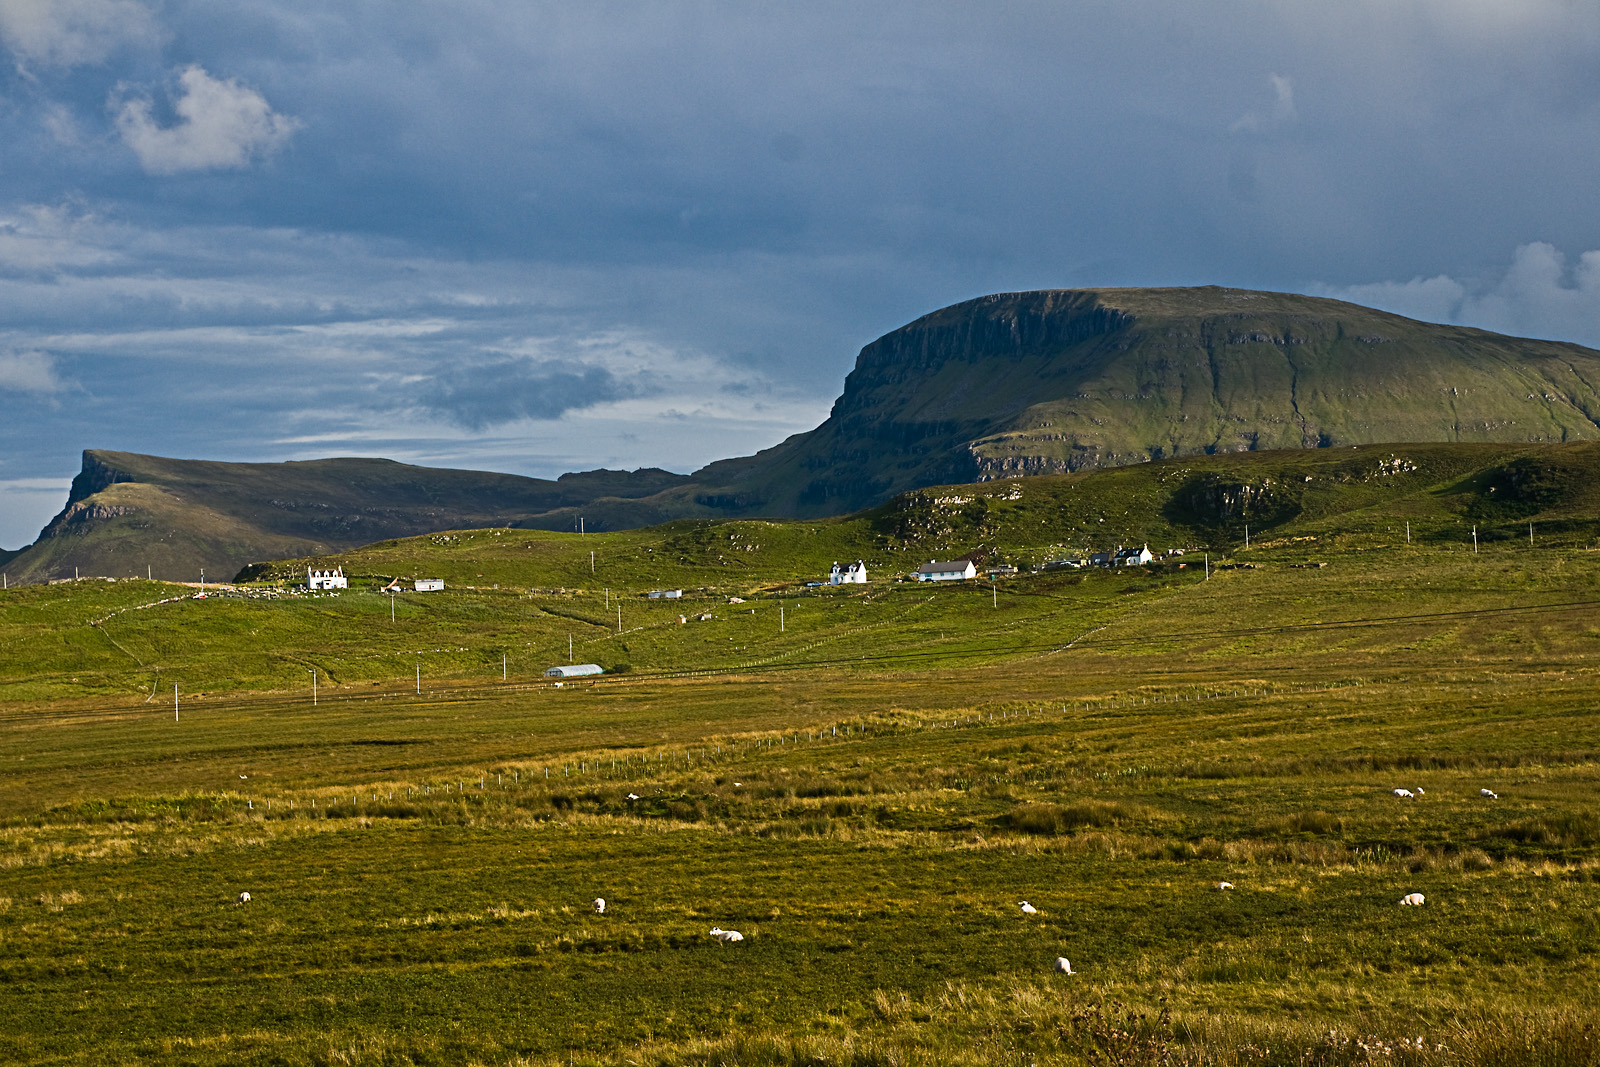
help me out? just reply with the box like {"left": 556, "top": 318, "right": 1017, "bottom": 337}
{"left": 1, "top": 450, "right": 689, "bottom": 585}
{"left": 683, "top": 287, "right": 1600, "bottom": 516}
{"left": 8, "top": 286, "right": 1600, "bottom": 583}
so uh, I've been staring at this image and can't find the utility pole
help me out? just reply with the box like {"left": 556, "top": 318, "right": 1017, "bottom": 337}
{"left": 1406, "top": 521, "right": 1411, "bottom": 544}
{"left": 148, "top": 564, "right": 152, "bottom": 580}
{"left": 416, "top": 662, "right": 421, "bottom": 694}
{"left": 992, "top": 582, "right": 997, "bottom": 608}
{"left": 309, "top": 668, "right": 317, "bottom": 706}
{"left": 1245, "top": 524, "right": 1249, "bottom": 548}
{"left": 617, "top": 606, "right": 622, "bottom": 633}
{"left": 580, "top": 517, "right": 585, "bottom": 536}
{"left": 780, "top": 602, "right": 785, "bottom": 632}
{"left": 1205, "top": 552, "right": 1210, "bottom": 580}
{"left": 569, "top": 634, "right": 573, "bottom": 662}
{"left": 174, "top": 684, "right": 179, "bottom": 721}
{"left": 1472, "top": 525, "right": 1478, "bottom": 554}
{"left": 590, "top": 551, "right": 595, "bottom": 573}
{"left": 1529, "top": 521, "right": 1534, "bottom": 547}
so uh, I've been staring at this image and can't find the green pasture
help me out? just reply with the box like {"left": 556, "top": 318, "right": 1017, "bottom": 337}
{"left": 2, "top": 469, "right": 1600, "bottom": 1063}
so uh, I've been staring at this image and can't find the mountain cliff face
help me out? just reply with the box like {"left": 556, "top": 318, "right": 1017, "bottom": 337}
{"left": 8, "top": 286, "right": 1600, "bottom": 583}
{"left": 686, "top": 287, "right": 1600, "bottom": 515}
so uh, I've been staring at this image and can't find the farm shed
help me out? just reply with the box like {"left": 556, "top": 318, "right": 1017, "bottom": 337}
{"left": 545, "top": 664, "right": 605, "bottom": 678}
{"left": 415, "top": 578, "right": 444, "bottom": 591}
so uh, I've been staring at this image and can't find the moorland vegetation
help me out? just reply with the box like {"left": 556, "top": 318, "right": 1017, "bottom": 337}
{"left": 0, "top": 442, "right": 1598, "bottom": 1065}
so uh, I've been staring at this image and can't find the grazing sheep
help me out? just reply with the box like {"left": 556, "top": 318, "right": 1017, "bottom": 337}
{"left": 593, "top": 898, "right": 606, "bottom": 914}
{"left": 1413, "top": 787, "right": 1425, "bottom": 795}
{"left": 626, "top": 793, "right": 640, "bottom": 801}
{"left": 235, "top": 891, "right": 251, "bottom": 905}
{"left": 1393, "top": 789, "right": 1414, "bottom": 798}
{"left": 709, "top": 927, "right": 744, "bottom": 943}
{"left": 1054, "top": 956, "right": 1075, "bottom": 975}
{"left": 1019, "top": 901, "right": 1038, "bottom": 915}
{"left": 1400, "top": 893, "right": 1425, "bottom": 906}
{"left": 1217, "top": 882, "right": 1234, "bottom": 891}
{"left": 1480, "top": 788, "right": 1498, "bottom": 799}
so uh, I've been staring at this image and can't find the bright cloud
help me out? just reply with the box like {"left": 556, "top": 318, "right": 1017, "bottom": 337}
{"left": 0, "top": 0, "right": 157, "bottom": 69}
{"left": 0, "top": 349, "right": 66, "bottom": 393}
{"left": 115, "top": 65, "right": 299, "bottom": 174}
{"left": 1322, "top": 243, "right": 1600, "bottom": 348}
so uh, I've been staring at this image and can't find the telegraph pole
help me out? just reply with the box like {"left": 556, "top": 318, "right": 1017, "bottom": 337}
{"left": 309, "top": 668, "right": 317, "bottom": 706}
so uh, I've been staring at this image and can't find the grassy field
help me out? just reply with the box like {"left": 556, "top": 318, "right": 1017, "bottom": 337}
{"left": 1, "top": 453, "right": 1598, "bottom": 1065}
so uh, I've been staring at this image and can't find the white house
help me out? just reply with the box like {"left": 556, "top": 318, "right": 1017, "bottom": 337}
{"left": 829, "top": 560, "right": 868, "bottom": 584}
{"left": 307, "top": 567, "right": 347, "bottom": 590}
{"left": 915, "top": 560, "right": 977, "bottom": 582}
{"left": 647, "top": 589, "right": 683, "bottom": 599}
{"left": 546, "top": 663, "right": 604, "bottom": 678}
{"left": 414, "top": 578, "right": 444, "bottom": 592}
{"left": 1117, "top": 544, "right": 1155, "bottom": 566}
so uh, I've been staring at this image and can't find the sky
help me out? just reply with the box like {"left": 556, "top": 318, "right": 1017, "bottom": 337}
{"left": 3, "top": 1, "right": 1600, "bottom": 548}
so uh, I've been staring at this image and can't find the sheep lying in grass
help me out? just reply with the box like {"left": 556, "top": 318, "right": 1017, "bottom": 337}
{"left": 709, "top": 927, "right": 744, "bottom": 943}
{"left": 235, "top": 892, "right": 251, "bottom": 905}
{"left": 1054, "top": 957, "right": 1075, "bottom": 975}
{"left": 593, "top": 898, "right": 606, "bottom": 914}
{"left": 1481, "top": 788, "right": 1498, "bottom": 799}
{"left": 1019, "top": 901, "right": 1038, "bottom": 915}
{"left": 1217, "top": 882, "right": 1233, "bottom": 891}
{"left": 1393, "top": 789, "right": 1414, "bottom": 798}
{"left": 1400, "top": 893, "right": 1425, "bottom": 906}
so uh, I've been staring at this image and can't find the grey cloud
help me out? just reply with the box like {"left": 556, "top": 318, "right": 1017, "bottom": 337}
{"left": 0, "top": 0, "right": 159, "bottom": 70}
{"left": 414, "top": 358, "right": 634, "bottom": 431}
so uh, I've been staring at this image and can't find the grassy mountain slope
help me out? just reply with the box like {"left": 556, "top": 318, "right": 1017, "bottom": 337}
{"left": 11, "top": 287, "right": 1600, "bottom": 584}
{"left": 252, "top": 439, "right": 1598, "bottom": 594}
{"left": 686, "top": 287, "right": 1600, "bottom": 516}
{"left": 3, "top": 440, "right": 1598, "bottom": 707}
{"left": 2, "top": 450, "right": 690, "bottom": 585}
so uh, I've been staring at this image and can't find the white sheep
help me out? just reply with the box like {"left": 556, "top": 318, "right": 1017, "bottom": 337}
{"left": 626, "top": 793, "right": 640, "bottom": 801}
{"left": 1400, "top": 892, "right": 1425, "bottom": 906}
{"left": 593, "top": 897, "right": 606, "bottom": 914}
{"left": 1019, "top": 901, "right": 1038, "bottom": 915}
{"left": 1217, "top": 882, "right": 1233, "bottom": 891}
{"left": 1413, "top": 787, "right": 1425, "bottom": 795}
{"left": 1392, "top": 789, "right": 1414, "bottom": 798}
{"left": 1054, "top": 957, "right": 1075, "bottom": 975}
{"left": 1480, "top": 788, "right": 1498, "bottom": 799}
{"left": 709, "top": 927, "right": 744, "bottom": 943}
{"left": 235, "top": 891, "right": 252, "bottom": 905}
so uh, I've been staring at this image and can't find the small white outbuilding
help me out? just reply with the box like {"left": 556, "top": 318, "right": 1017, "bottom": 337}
{"left": 545, "top": 664, "right": 605, "bottom": 678}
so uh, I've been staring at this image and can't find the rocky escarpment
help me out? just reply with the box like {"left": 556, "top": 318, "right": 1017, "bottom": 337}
{"left": 688, "top": 286, "right": 1600, "bottom": 516}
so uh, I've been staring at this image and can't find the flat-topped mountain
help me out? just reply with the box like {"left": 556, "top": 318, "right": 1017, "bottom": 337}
{"left": 688, "top": 287, "right": 1600, "bottom": 515}
{"left": 7, "top": 286, "right": 1600, "bottom": 583}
